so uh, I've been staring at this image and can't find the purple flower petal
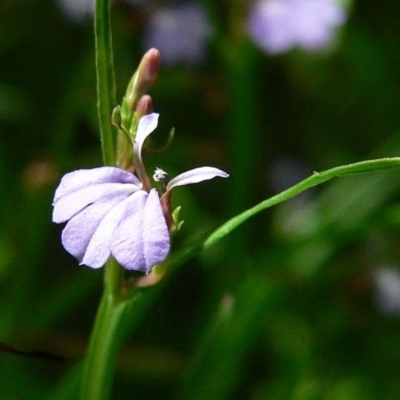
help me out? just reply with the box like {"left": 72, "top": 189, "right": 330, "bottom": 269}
{"left": 292, "top": 0, "right": 345, "bottom": 50}
{"left": 81, "top": 192, "right": 145, "bottom": 269}
{"left": 61, "top": 190, "right": 131, "bottom": 265}
{"left": 133, "top": 113, "right": 160, "bottom": 185}
{"left": 141, "top": 189, "right": 171, "bottom": 267}
{"left": 247, "top": 0, "right": 346, "bottom": 54}
{"left": 247, "top": 1, "right": 293, "bottom": 54}
{"left": 134, "top": 113, "right": 159, "bottom": 158}
{"left": 53, "top": 183, "right": 139, "bottom": 223}
{"left": 166, "top": 167, "right": 229, "bottom": 191}
{"left": 111, "top": 189, "right": 170, "bottom": 273}
{"left": 53, "top": 167, "right": 141, "bottom": 203}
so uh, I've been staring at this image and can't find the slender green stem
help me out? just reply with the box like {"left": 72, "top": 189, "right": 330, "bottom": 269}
{"left": 94, "top": 0, "right": 117, "bottom": 166}
{"left": 166, "top": 157, "right": 400, "bottom": 272}
{"left": 104, "top": 256, "right": 125, "bottom": 297}
{"left": 224, "top": 42, "right": 258, "bottom": 267}
{"left": 79, "top": 2, "right": 130, "bottom": 399}
{"left": 203, "top": 157, "right": 400, "bottom": 248}
{"left": 80, "top": 289, "right": 141, "bottom": 400}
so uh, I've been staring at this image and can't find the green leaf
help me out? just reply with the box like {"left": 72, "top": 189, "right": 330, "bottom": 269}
{"left": 168, "top": 157, "right": 400, "bottom": 271}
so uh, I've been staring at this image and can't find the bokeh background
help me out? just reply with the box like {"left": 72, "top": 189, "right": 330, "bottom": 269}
{"left": 2, "top": 0, "right": 400, "bottom": 399}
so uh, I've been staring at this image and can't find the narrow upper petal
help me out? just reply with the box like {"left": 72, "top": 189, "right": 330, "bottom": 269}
{"left": 133, "top": 113, "right": 160, "bottom": 187}
{"left": 53, "top": 167, "right": 141, "bottom": 203}
{"left": 111, "top": 189, "right": 170, "bottom": 273}
{"left": 134, "top": 113, "right": 159, "bottom": 159}
{"left": 166, "top": 166, "right": 229, "bottom": 191}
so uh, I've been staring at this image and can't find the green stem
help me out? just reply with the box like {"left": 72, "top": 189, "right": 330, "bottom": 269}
{"left": 203, "top": 157, "right": 400, "bottom": 248}
{"left": 79, "top": 2, "right": 129, "bottom": 398}
{"left": 79, "top": 285, "right": 141, "bottom": 400}
{"left": 224, "top": 42, "right": 258, "bottom": 265}
{"left": 94, "top": 0, "right": 117, "bottom": 166}
{"left": 166, "top": 157, "right": 400, "bottom": 273}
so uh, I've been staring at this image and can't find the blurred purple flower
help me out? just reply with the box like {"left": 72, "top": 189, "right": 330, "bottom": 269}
{"left": 247, "top": 0, "right": 346, "bottom": 54}
{"left": 142, "top": 4, "right": 213, "bottom": 66}
{"left": 55, "top": 0, "right": 95, "bottom": 23}
{"left": 373, "top": 266, "right": 400, "bottom": 317}
{"left": 52, "top": 113, "right": 228, "bottom": 273}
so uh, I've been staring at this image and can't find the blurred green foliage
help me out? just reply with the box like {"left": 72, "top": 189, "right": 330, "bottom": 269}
{"left": 1, "top": 0, "right": 400, "bottom": 399}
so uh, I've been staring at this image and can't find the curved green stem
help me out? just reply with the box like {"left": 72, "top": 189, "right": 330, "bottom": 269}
{"left": 166, "top": 157, "right": 400, "bottom": 271}
{"left": 203, "top": 157, "right": 400, "bottom": 248}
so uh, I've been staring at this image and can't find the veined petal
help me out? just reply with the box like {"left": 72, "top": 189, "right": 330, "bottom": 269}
{"left": 111, "top": 192, "right": 147, "bottom": 271}
{"left": 111, "top": 189, "right": 170, "bottom": 273}
{"left": 81, "top": 191, "right": 145, "bottom": 269}
{"left": 166, "top": 166, "right": 229, "bottom": 191}
{"left": 53, "top": 167, "right": 141, "bottom": 203}
{"left": 142, "top": 189, "right": 171, "bottom": 268}
{"left": 53, "top": 183, "right": 140, "bottom": 223}
{"left": 61, "top": 191, "right": 130, "bottom": 264}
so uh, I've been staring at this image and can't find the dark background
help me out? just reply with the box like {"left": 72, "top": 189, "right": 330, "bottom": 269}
{"left": 1, "top": 1, "right": 400, "bottom": 399}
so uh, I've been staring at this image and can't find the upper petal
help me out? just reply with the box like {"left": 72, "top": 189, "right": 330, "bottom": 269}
{"left": 53, "top": 167, "right": 141, "bottom": 203}
{"left": 133, "top": 113, "right": 159, "bottom": 181}
{"left": 135, "top": 113, "right": 159, "bottom": 150}
{"left": 53, "top": 182, "right": 140, "bottom": 223}
{"left": 111, "top": 189, "right": 170, "bottom": 273}
{"left": 166, "top": 166, "right": 229, "bottom": 191}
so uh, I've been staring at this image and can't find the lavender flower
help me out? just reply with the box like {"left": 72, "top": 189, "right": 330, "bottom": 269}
{"left": 373, "top": 266, "right": 400, "bottom": 317}
{"left": 52, "top": 113, "right": 228, "bottom": 273}
{"left": 247, "top": 0, "right": 346, "bottom": 54}
{"left": 55, "top": 0, "right": 95, "bottom": 23}
{"left": 142, "top": 4, "right": 213, "bottom": 66}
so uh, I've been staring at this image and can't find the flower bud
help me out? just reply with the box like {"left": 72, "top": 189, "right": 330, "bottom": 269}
{"left": 125, "top": 48, "right": 160, "bottom": 112}
{"left": 135, "top": 95, "right": 154, "bottom": 120}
